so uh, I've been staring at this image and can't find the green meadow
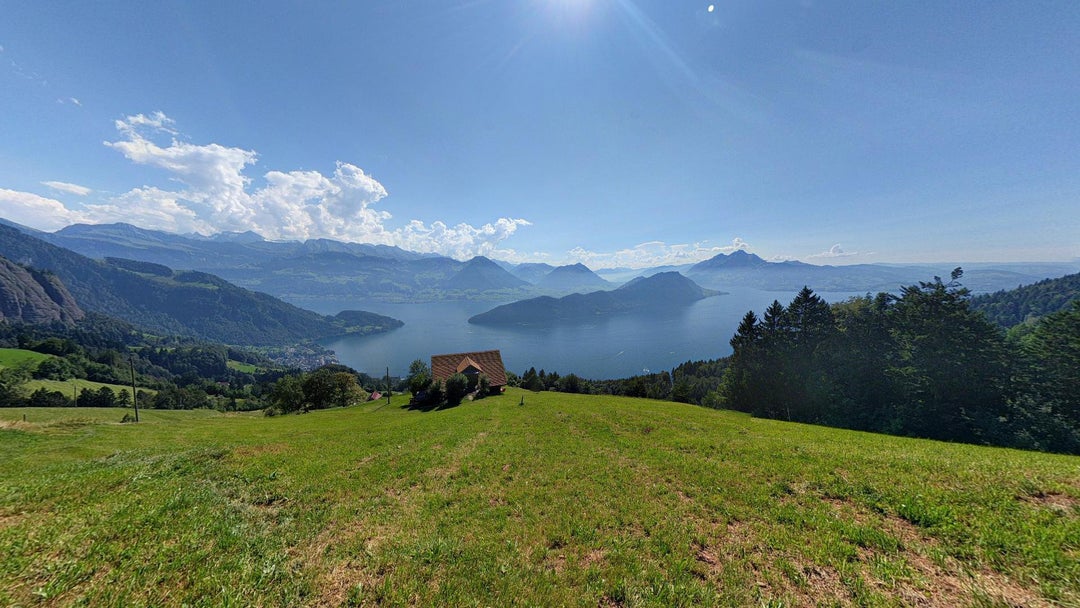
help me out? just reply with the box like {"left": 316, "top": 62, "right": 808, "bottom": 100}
{"left": 0, "top": 348, "right": 53, "bottom": 369}
{"left": 21, "top": 378, "right": 151, "bottom": 398}
{"left": 1, "top": 390, "right": 1077, "bottom": 607}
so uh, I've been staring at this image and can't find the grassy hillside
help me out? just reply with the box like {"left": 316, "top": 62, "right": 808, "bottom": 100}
{"left": 22, "top": 378, "right": 156, "bottom": 398}
{"left": 1, "top": 392, "right": 1077, "bottom": 607}
{"left": 0, "top": 348, "right": 156, "bottom": 398}
{"left": 0, "top": 347, "right": 53, "bottom": 369}
{"left": 0, "top": 224, "right": 403, "bottom": 346}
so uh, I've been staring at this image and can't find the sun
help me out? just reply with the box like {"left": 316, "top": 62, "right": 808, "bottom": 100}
{"left": 538, "top": 0, "right": 601, "bottom": 28}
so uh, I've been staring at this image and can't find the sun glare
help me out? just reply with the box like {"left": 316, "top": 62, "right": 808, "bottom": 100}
{"left": 539, "top": 0, "right": 599, "bottom": 28}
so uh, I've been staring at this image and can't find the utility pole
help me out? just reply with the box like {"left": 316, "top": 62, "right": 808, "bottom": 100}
{"left": 130, "top": 356, "right": 139, "bottom": 422}
{"left": 386, "top": 366, "right": 391, "bottom": 405}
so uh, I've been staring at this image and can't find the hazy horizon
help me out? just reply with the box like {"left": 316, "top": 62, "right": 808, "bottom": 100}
{"left": 6, "top": 216, "right": 1079, "bottom": 274}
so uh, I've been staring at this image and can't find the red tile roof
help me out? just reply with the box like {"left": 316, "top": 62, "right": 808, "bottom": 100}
{"left": 456, "top": 357, "right": 481, "bottom": 373}
{"left": 431, "top": 349, "right": 508, "bottom": 387}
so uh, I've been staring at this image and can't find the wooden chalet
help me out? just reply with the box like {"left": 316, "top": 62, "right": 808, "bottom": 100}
{"left": 430, "top": 349, "right": 508, "bottom": 390}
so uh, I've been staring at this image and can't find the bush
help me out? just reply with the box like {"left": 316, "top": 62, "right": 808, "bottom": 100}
{"left": 475, "top": 374, "right": 491, "bottom": 399}
{"left": 426, "top": 379, "right": 445, "bottom": 406}
{"left": 409, "top": 370, "right": 432, "bottom": 396}
{"left": 445, "top": 373, "right": 469, "bottom": 405}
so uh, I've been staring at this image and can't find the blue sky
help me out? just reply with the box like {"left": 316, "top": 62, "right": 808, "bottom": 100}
{"left": 1, "top": 1, "right": 1077, "bottom": 267}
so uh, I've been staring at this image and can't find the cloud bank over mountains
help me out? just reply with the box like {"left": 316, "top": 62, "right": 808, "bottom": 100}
{"left": 567, "top": 237, "right": 751, "bottom": 269}
{"left": 1, "top": 112, "right": 775, "bottom": 268}
{"left": 1, "top": 112, "right": 530, "bottom": 260}
{"left": 808, "top": 244, "right": 859, "bottom": 259}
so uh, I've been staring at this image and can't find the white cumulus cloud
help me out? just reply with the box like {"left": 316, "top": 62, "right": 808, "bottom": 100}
{"left": 82, "top": 187, "right": 206, "bottom": 231}
{"left": 398, "top": 218, "right": 532, "bottom": 259}
{"left": 0, "top": 111, "right": 533, "bottom": 259}
{"left": 567, "top": 237, "right": 751, "bottom": 269}
{"left": 0, "top": 189, "right": 87, "bottom": 230}
{"left": 808, "top": 243, "right": 857, "bottom": 259}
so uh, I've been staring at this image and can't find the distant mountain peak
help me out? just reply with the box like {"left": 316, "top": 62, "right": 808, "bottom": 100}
{"left": 617, "top": 271, "right": 714, "bottom": 296}
{"left": 536, "top": 263, "right": 611, "bottom": 291}
{"left": 441, "top": 256, "right": 528, "bottom": 291}
{"left": 690, "top": 250, "right": 768, "bottom": 272}
{"left": 464, "top": 255, "right": 499, "bottom": 267}
{"left": 510, "top": 262, "right": 556, "bottom": 284}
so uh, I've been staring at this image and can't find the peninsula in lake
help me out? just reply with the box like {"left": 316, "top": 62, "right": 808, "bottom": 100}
{"left": 468, "top": 272, "right": 718, "bottom": 326}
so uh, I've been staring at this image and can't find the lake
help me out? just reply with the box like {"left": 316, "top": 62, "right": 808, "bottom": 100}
{"left": 312, "top": 289, "right": 863, "bottom": 380}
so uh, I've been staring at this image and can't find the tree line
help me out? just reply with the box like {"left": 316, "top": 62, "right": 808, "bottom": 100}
{"left": 0, "top": 314, "right": 280, "bottom": 411}
{"left": 506, "top": 270, "right": 1077, "bottom": 453}
{"left": 507, "top": 361, "right": 727, "bottom": 406}
{"left": 718, "top": 270, "right": 1078, "bottom": 452}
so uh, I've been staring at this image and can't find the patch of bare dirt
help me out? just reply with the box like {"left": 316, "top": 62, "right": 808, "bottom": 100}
{"left": 582, "top": 547, "right": 606, "bottom": 567}
{"left": 352, "top": 454, "right": 377, "bottom": 468}
{"left": 1020, "top": 491, "right": 1079, "bottom": 516}
{"left": 544, "top": 551, "right": 567, "bottom": 574}
{"left": 723, "top": 519, "right": 754, "bottom": 547}
{"left": 295, "top": 518, "right": 401, "bottom": 607}
{"left": 892, "top": 550, "right": 1052, "bottom": 608}
{"left": 314, "top": 558, "right": 385, "bottom": 608}
{"left": 765, "top": 561, "right": 849, "bottom": 608}
{"left": 823, "top": 494, "right": 1054, "bottom": 607}
{"left": 230, "top": 443, "right": 288, "bottom": 458}
{"left": 694, "top": 542, "right": 720, "bottom": 570}
{"left": 0, "top": 512, "right": 26, "bottom": 529}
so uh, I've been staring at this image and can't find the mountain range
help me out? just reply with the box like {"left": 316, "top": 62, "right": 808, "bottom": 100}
{"left": 468, "top": 272, "right": 716, "bottom": 326}
{"left": 684, "top": 250, "right": 1078, "bottom": 294}
{"left": 5, "top": 220, "right": 1079, "bottom": 305}
{"left": 0, "top": 223, "right": 402, "bottom": 346}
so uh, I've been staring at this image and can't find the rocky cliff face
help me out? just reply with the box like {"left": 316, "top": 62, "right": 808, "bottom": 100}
{"left": 0, "top": 256, "right": 84, "bottom": 324}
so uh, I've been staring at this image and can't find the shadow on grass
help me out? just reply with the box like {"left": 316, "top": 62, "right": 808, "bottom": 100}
{"left": 404, "top": 399, "right": 464, "bottom": 413}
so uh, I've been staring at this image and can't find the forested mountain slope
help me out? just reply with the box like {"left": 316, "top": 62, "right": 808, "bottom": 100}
{"left": 971, "top": 272, "right": 1080, "bottom": 327}
{"left": 470, "top": 272, "right": 714, "bottom": 326}
{"left": 0, "top": 224, "right": 401, "bottom": 346}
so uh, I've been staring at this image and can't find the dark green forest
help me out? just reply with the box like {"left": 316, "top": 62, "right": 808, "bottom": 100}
{"left": 515, "top": 270, "right": 1080, "bottom": 454}
{"left": 0, "top": 315, "right": 388, "bottom": 413}
{"left": 0, "top": 224, "right": 403, "bottom": 346}
{"left": 971, "top": 271, "right": 1080, "bottom": 328}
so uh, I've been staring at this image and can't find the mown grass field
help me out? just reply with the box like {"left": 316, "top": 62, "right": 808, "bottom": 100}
{"left": 0, "top": 348, "right": 53, "bottom": 369}
{"left": 227, "top": 360, "right": 261, "bottom": 374}
{"left": 1, "top": 390, "right": 1078, "bottom": 607}
{"left": 0, "top": 347, "right": 156, "bottom": 398}
{"left": 21, "top": 378, "right": 153, "bottom": 399}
